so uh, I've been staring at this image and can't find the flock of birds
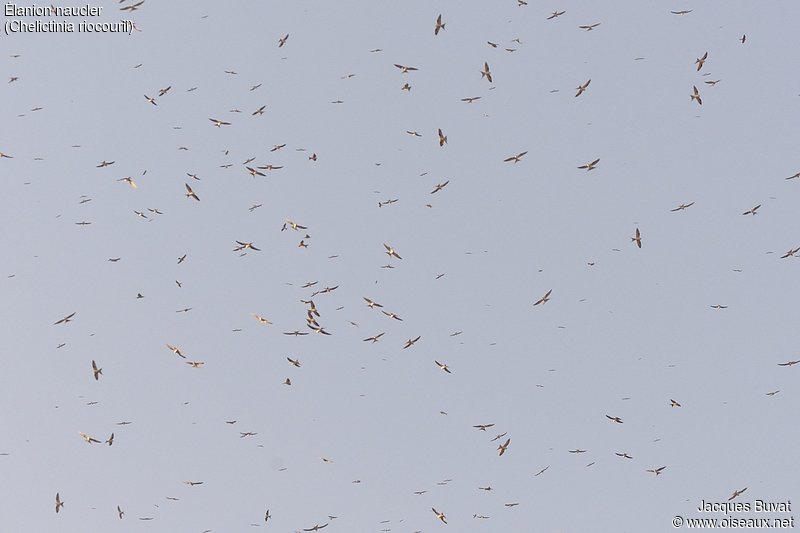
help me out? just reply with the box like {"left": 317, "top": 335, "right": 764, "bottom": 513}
{"left": 2, "top": 1, "right": 798, "bottom": 531}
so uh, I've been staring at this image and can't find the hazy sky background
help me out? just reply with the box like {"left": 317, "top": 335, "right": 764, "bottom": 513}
{"left": 2, "top": 1, "right": 799, "bottom": 532}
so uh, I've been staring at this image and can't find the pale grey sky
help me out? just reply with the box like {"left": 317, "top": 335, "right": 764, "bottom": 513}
{"left": 1, "top": 1, "right": 799, "bottom": 532}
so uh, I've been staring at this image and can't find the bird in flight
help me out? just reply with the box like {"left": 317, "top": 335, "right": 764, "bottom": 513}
{"left": 575, "top": 79, "right": 591, "bottom": 97}
{"left": 282, "top": 219, "right": 307, "bottom": 231}
{"left": 534, "top": 465, "right": 550, "bottom": 476}
{"left": 578, "top": 158, "right": 600, "bottom": 171}
{"left": 54, "top": 312, "right": 76, "bottom": 325}
{"left": 728, "top": 488, "right": 748, "bottom": 501}
{"left": 96, "top": 160, "right": 115, "bottom": 168}
{"left": 780, "top": 246, "right": 800, "bottom": 259}
{"left": 252, "top": 314, "right": 272, "bottom": 325}
{"left": 671, "top": 202, "right": 695, "bottom": 211}
{"left": 91, "top": 360, "right": 102, "bottom": 381}
{"left": 632, "top": 227, "right": 642, "bottom": 248}
{"left": 671, "top": 10, "right": 692, "bottom": 15}
{"left": 384, "top": 243, "right": 402, "bottom": 259}
{"left": 186, "top": 361, "right": 205, "bottom": 368}
{"left": 403, "top": 336, "right": 421, "bottom": 349}
{"left": 208, "top": 118, "right": 231, "bottom": 127}
{"left": 234, "top": 241, "right": 261, "bottom": 252}
{"left": 434, "top": 14, "right": 445, "bottom": 35}
{"left": 710, "top": 304, "right": 728, "bottom": 309}
{"left": 118, "top": 176, "right": 138, "bottom": 188}
{"left": 79, "top": 432, "right": 101, "bottom": 444}
{"left": 474, "top": 423, "right": 495, "bottom": 431}
{"left": 363, "top": 332, "right": 385, "bottom": 343}
{"left": 606, "top": 414, "right": 623, "bottom": 424}
{"left": 184, "top": 183, "right": 200, "bottom": 201}
{"left": 363, "top": 297, "right": 383, "bottom": 309}
{"left": 461, "top": 96, "right": 481, "bottom": 103}
{"left": 303, "top": 524, "right": 328, "bottom": 531}
{"left": 287, "top": 357, "right": 301, "bottom": 368}
{"left": 183, "top": 480, "right": 204, "bottom": 486}
{"left": 431, "top": 181, "right": 449, "bottom": 194}
{"left": 105, "top": 433, "right": 114, "bottom": 446}
{"left": 579, "top": 23, "right": 601, "bottom": 31}
{"left": 498, "top": 438, "right": 511, "bottom": 456}
{"left": 143, "top": 94, "right": 157, "bottom": 106}
{"left": 432, "top": 508, "right": 447, "bottom": 524}
{"left": 695, "top": 52, "right": 708, "bottom": 71}
{"left": 534, "top": 289, "right": 552, "bottom": 306}
{"left": 504, "top": 151, "right": 528, "bottom": 163}
{"left": 647, "top": 466, "right": 666, "bottom": 476}
{"left": 742, "top": 204, "right": 761, "bottom": 215}
{"left": 616, "top": 452, "right": 633, "bottom": 459}
{"left": 777, "top": 360, "right": 800, "bottom": 366}
{"left": 278, "top": 33, "right": 289, "bottom": 47}
{"left": 394, "top": 64, "right": 418, "bottom": 73}
{"left": 481, "top": 62, "right": 493, "bottom": 83}
{"left": 117, "top": 505, "right": 124, "bottom": 519}
{"left": 382, "top": 310, "right": 403, "bottom": 321}
{"left": 690, "top": 85, "right": 702, "bottom": 105}
{"left": 670, "top": 399, "right": 681, "bottom": 407}
{"left": 435, "top": 360, "right": 452, "bottom": 373}
{"left": 252, "top": 105, "right": 266, "bottom": 116}
{"left": 438, "top": 128, "right": 448, "bottom": 146}
{"left": 547, "top": 10, "right": 566, "bottom": 19}
{"left": 166, "top": 344, "right": 185, "bottom": 358}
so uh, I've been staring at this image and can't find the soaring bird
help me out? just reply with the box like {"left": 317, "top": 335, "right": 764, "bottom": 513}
{"left": 579, "top": 23, "right": 601, "bottom": 31}
{"left": 91, "top": 360, "right": 102, "bottom": 381}
{"left": 632, "top": 228, "right": 642, "bottom": 248}
{"left": 695, "top": 51, "right": 708, "bottom": 71}
{"left": 498, "top": 438, "right": 511, "bottom": 456}
{"left": 431, "top": 181, "right": 449, "bottom": 194}
{"left": 403, "top": 336, "right": 421, "bottom": 349}
{"left": 166, "top": 344, "right": 185, "bottom": 358}
{"left": 606, "top": 414, "right": 623, "bottom": 424}
{"left": 504, "top": 151, "right": 528, "bottom": 163}
{"left": 438, "top": 128, "right": 448, "bottom": 146}
{"left": 742, "top": 204, "right": 761, "bottom": 215}
{"left": 234, "top": 241, "right": 261, "bottom": 252}
{"left": 54, "top": 312, "right": 76, "bottom": 325}
{"left": 647, "top": 466, "right": 666, "bottom": 476}
{"left": 208, "top": 118, "right": 231, "bottom": 127}
{"left": 79, "top": 432, "right": 101, "bottom": 444}
{"left": 574, "top": 79, "right": 591, "bottom": 97}
{"left": 690, "top": 85, "right": 702, "bottom": 105}
{"left": 105, "top": 433, "right": 114, "bottom": 446}
{"left": 278, "top": 33, "right": 289, "bottom": 47}
{"left": 435, "top": 360, "right": 451, "bottom": 373}
{"left": 394, "top": 64, "right": 418, "bottom": 73}
{"left": 671, "top": 202, "right": 695, "bottom": 211}
{"left": 434, "top": 14, "right": 445, "bottom": 35}
{"left": 728, "top": 488, "right": 748, "bottom": 501}
{"left": 117, "top": 505, "right": 124, "bottom": 519}
{"left": 384, "top": 243, "right": 402, "bottom": 259}
{"left": 534, "top": 289, "right": 552, "bottom": 306}
{"left": 432, "top": 508, "right": 447, "bottom": 524}
{"left": 578, "top": 158, "right": 600, "bottom": 171}
{"left": 547, "top": 10, "right": 565, "bottom": 19}
{"left": 143, "top": 94, "right": 157, "bottom": 106}
{"left": 481, "top": 62, "right": 493, "bottom": 83}
{"left": 184, "top": 183, "right": 200, "bottom": 201}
